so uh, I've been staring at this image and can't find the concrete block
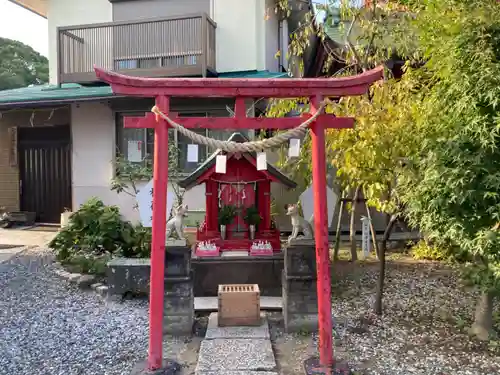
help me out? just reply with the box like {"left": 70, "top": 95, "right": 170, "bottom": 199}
{"left": 196, "top": 339, "right": 276, "bottom": 373}
{"left": 205, "top": 313, "right": 270, "bottom": 340}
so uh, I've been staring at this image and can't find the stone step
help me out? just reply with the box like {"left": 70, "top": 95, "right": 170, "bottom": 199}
{"left": 205, "top": 313, "right": 270, "bottom": 339}
{"left": 195, "top": 338, "right": 277, "bottom": 375}
{"left": 196, "top": 371, "right": 278, "bottom": 375}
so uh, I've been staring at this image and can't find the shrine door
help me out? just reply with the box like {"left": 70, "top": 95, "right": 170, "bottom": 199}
{"left": 219, "top": 183, "right": 256, "bottom": 236}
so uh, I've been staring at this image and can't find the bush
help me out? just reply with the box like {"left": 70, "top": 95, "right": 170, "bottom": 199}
{"left": 49, "top": 198, "right": 151, "bottom": 274}
{"left": 411, "top": 240, "right": 450, "bottom": 261}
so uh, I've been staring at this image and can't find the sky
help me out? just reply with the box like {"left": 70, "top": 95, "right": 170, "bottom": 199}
{"left": 0, "top": 0, "right": 48, "bottom": 56}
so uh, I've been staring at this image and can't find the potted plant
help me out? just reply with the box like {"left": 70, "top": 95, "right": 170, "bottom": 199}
{"left": 60, "top": 207, "right": 73, "bottom": 228}
{"left": 218, "top": 204, "right": 236, "bottom": 240}
{"left": 243, "top": 205, "right": 262, "bottom": 240}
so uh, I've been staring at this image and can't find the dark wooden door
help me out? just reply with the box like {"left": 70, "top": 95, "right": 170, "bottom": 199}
{"left": 18, "top": 125, "right": 72, "bottom": 223}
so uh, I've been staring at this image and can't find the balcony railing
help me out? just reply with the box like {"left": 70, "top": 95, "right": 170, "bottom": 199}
{"left": 57, "top": 13, "right": 216, "bottom": 84}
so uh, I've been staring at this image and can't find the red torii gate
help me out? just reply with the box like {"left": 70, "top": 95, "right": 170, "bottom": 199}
{"left": 95, "top": 66, "right": 383, "bottom": 371}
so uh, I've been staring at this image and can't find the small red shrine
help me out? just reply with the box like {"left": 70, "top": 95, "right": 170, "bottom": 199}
{"left": 178, "top": 132, "right": 296, "bottom": 254}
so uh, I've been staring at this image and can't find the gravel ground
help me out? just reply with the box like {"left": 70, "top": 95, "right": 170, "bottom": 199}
{"left": 0, "top": 247, "right": 197, "bottom": 375}
{"left": 270, "top": 259, "right": 500, "bottom": 375}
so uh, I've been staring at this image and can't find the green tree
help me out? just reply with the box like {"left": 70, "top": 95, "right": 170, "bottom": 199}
{"left": 329, "top": 76, "right": 420, "bottom": 314}
{"left": 399, "top": 0, "right": 500, "bottom": 340}
{"left": 0, "top": 37, "right": 48, "bottom": 90}
{"left": 111, "top": 138, "right": 184, "bottom": 219}
{"left": 269, "top": 0, "right": 417, "bottom": 314}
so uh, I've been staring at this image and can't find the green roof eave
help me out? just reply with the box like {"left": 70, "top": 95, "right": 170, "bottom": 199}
{"left": 217, "top": 70, "right": 289, "bottom": 79}
{"left": 0, "top": 83, "right": 115, "bottom": 108}
{"left": 0, "top": 70, "right": 289, "bottom": 108}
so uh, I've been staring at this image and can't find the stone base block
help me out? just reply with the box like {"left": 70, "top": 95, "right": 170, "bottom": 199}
{"left": 284, "top": 313, "right": 318, "bottom": 333}
{"left": 284, "top": 241, "right": 316, "bottom": 278}
{"left": 196, "top": 338, "right": 276, "bottom": 373}
{"left": 164, "top": 314, "right": 194, "bottom": 335}
{"left": 205, "top": 313, "right": 270, "bottom": 339}
{"left": 107, "top": 247, "right": 191, "bottom": 297}
{"left": 107, "top": 258, "right": 150, "bottom": 296}
{"left": 164, "top": 277, "right": 194, "bottom": 335}
{"left": 282, "top": 271, "right": 318, "bottom": 334}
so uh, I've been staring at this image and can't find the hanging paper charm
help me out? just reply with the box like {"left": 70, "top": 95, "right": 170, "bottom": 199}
{"left": 216, "top": 154, "right": 227, "bottom": 174}
{"left": 289, "top": 138, "right": 301, "bottom": 158}
{"left": 256, "top": 151, "right": 267, "bottom": 171}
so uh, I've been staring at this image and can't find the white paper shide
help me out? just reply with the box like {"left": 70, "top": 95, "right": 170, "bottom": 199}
{"left": 197, "top": 241, "right": 218, "bottom": 252}
{"left": 250, "top": 240, "right": 273, "bottom": 252}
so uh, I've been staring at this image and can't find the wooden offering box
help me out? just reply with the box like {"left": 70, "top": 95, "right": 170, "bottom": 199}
{"left": 217, "top": 284, "right": 261, "bottom": 326}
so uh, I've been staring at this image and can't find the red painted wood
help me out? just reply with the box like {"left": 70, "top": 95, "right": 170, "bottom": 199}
{"left": 310, "top": 95, "right": 333, "bottom": 367}
{"left": 261, "top": 181, "right": 271, "bottom": 230}
{"left": 124, "top": 113, "right": 158, "bottom": 129}
{"left": 148, "top": 95, "right": 170, "bottom": 370}
{"left": 94, "top": 66, "right": 384, "bottom": 97}
{"left": 124, "top": 114, "right": 355, "bottom": 130}
{"left": 234, "top": 97, "right": 246, "bottom": 118}
{"left": 194, "top": 153, "right": 285, "bottom": 188}
{"left": 99, "top": 67, "right": 384, "bottom": 372}
{"left": 205, "top": 180, "right": 216, "bottom": 231}
{"left": 95, "top": 83, "right": 369, "bottom": 98}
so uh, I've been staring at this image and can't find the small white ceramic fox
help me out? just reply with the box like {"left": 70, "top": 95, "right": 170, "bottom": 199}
{"left": 285, "top": 203, "right": 314, "bottom": 244}
{"left": 166, "top": 204, "right": 188, "bottom": 240}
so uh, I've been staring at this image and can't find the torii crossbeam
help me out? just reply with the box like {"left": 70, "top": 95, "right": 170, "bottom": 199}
{"left": 95, "top": 66, "right": 383, "bottom": 372}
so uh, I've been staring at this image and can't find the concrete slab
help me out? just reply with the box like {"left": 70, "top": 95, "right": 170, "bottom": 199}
{"left": 205, "top": 313, "right": 270, "bottom": 339}
{"left": 195, "top": 296, "right": 282, "bottom": 312}
{"left": 0, "top": 245, "right": 28, "bottom": 263}
{"left": 221, "top": 251, "right": 249, "bottom": 257}
{"left": 0, "top": 228, "right": 57, "bottom": 247}
{"left": 196, "top": 338, "right": 276, "bottom": 373}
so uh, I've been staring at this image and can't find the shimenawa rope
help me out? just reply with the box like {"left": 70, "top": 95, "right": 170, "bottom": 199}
{"left": 151, "top": 99, "right": 329, "bottom": 153}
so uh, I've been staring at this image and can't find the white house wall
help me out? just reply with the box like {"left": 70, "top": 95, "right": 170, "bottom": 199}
{"left": 211, "top": 0, "right": 280, "bottom": 72}
{"left": 70, "top": 102, "right": 206, "bottom": 222}
{"left": 48, "top": 0, "right": 282, "bottom": 84}
{"left": 48, "top": 0, "right": 113, "bottom": 84}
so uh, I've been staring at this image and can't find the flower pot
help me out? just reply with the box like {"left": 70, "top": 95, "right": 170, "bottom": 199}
{"left": 249, "top": 224, "right": 256, "bottom": 240}
{"left": 60, "top": 211, "right": 73, "bottom": 228}
{"left": 220, "top": 224, "right": 227, "bottom": 240}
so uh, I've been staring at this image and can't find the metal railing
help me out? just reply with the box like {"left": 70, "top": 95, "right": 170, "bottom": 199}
{"left": 57, "top": 13, "right": 216, "bottom": 84}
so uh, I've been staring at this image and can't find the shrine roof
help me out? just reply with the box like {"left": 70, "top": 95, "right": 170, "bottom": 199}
{"left": 178, "top": 132, "right": 297, "bottom": 190}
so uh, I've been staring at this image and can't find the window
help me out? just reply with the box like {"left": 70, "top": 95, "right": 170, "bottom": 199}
{"left": 116, "top": 110, "right": 250, "bottom": 175}
{"left": 115, "top": 59, "right": 138, "bottom": 70}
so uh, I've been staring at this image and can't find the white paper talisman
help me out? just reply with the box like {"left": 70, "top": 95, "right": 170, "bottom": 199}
{"left": 215, "top": 155, "right": 227, "bottom": 174}
{"left": 256, "top": 151, "right": 267, "bottom": 171}
{"left": 288, "top": 138, "right": 301, "bottom": 158}
{"left": 187, "top": 144, "right": 199, "bottom": 162}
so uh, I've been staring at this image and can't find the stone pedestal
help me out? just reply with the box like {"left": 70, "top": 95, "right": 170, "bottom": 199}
{"left": 165, "top": 245, "right": 191, "bottom": 278}
{"left": 164, "top": 245, "right": 194, "bottom": 335}
{"left": 107, "top": 258, "right": 150, "bottom": 296}
{"left": 106, "top": 246, "right": 194, "bottom": 335}
{"left": 282, "top": 240, "right": 318, "bottom": 333}
{"left": 164, "top": 273, "right": 194, "bottom": 335}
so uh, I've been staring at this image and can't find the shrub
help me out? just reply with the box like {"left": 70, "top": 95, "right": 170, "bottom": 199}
{"left": 49, "top": 198, "right": 151, "bottom": 274}
{"left": 411, "top": 240, "right": 450, "bottom": 261}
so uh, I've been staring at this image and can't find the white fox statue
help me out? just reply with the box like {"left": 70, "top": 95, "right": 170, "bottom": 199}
{"left": 166, "top": 204, "right": 188, "bottom": 240}
{"left": 285, "top": 203, "right": 314, "bottom": 244}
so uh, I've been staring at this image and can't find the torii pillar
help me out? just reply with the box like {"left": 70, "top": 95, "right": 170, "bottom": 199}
{"left": 95, "top": 66, "right": 383, "bottom": 372}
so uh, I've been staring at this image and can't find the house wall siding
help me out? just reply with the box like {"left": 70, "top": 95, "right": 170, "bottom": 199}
{"left": 49, "top": 0, "right": 282, "bottom": 84}
{"left": 0, "top": 108, "right": 71, "bottom": 211}
{"left": 70, "top": 99, "right": 246, "bottom": 222}
{"left": 112, "top": 0, "right": 211, "bottom": 21}
{"left": 48, "top": 0, "right": 113, "bottom": 84}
